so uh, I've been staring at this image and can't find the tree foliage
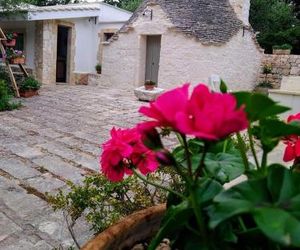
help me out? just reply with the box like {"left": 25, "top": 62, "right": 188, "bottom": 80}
{"left": 104, "top": 0, "right": 142, "bottom": 12}
{"left": 29, "top": 0, "right": 78, "bottom": 6}
{"left": 0, "top": 0, "right": 26, "bottom": 12}
{"left": 250, "top": 0, "right": 300, "bottom": 54}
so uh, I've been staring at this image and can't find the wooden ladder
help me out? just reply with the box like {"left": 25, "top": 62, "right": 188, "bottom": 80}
{"left": 0, "top": 27, "right": 29, "bottom": 98}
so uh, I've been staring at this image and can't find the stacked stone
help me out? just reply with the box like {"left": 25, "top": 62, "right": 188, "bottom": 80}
{"left": 259, "top": 55, "right": 300, "bottom": 89}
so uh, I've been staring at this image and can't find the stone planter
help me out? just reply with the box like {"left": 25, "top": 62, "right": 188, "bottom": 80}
{"left": 134, "top": 87, "right": 165, "bottom": 102}
{"left": 10, "top": 57, "right": 25, "bottom": 65}
{"left": 254, "top": 87, "right": 271, "bottom": 95}
{"left": 272, "top": 49, "right": 291, "bottom": 55}
{"left": 2, "top": 39, "right": 16, "bottom": 47}
{"left": 81, "top": 204, "right": 166, "bottom": 250}
{"left": 20, "top": 90, "right": 39, "bottom": 98}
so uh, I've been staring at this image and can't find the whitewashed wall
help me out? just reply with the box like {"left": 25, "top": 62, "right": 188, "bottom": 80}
{"left": 71, "top": 17, "right": 98, "bottom": 73}
{"left": 102, "top": 4, "right": 263, "bottom": 91}
{"left": 71, "top": 19, "right": 128, "bottom": 74}
{"left": 71, "top": 4, "right": 131, "bottom": 74}
{"left": 1, "top": 3, "right": 131, "bottom": 76}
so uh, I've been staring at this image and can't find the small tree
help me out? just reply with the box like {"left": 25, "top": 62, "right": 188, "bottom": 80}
{"left": 104, "top": 0, "right": 142, "bottom": 12}
{"left": 250, "top": 0, "right": 300, "bottom": 54}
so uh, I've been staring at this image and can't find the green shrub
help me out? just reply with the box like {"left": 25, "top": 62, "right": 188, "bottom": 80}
{"left": 272, "top": 43, "right": 293, "bottom": 50}
{"left": 95, "top": 64, "right": 102, "bottom": 73}
{"left": 19, "top": 77, "right": 41, "bottom": 92}
{"left": 257, "top": 81, "right": 273, "bottom": 88}
{"left": 262, "top": 64, "right": 272, "bottom": 74}
{"left": 0, "top": 66, "right": 11, "bottom": 83}
{"left": 47, "top": 168, "right": 181, "bottom": 234}
{"left": 0, "top": 80, "right": 21, "bottom": 111}
{"left": 257, "top": 26, "right": 300, "bottom": 54}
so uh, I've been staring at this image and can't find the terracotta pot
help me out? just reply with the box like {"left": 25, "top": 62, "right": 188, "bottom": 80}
{"left": 20, "top": 90, "right": 38, "bottom": 98}
{"left": 81, "top": 204, "right": 166, "bottom": 250}
{"left": 145, "top": 84, "right": 155, "bottom": 91}
{"left": 2, "top": 39, "right": 16, "bottom": 47}
{"left": 10, "top": 57, "right": 25, "bottom": 65}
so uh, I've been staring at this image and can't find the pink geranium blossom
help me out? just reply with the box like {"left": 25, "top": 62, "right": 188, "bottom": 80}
{"left": 139, "top": 84, "right": 189, "bottom": 130}
{"left": 283, "top": 113, "right": 300, "bottom": 162}
{"left": 100, "top": 127, "right": 158, "bottom": 182}
{"left": 140, "top": 83, "right": 248, "bottom": 140}
{"left": 176, "top": 84, "right": 248, "bottom": 140}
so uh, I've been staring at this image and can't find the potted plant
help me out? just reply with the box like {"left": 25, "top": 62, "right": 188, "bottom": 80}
{"left": 6, "top": 48, "right": 25, "bottom": 64}
{"left": 84, "top": 82, "right": 300, "bottom": 249}
{"left": 48, "top": 170, "right": 173, "bottom": 249}
{"left": 262, "top": 63, "right": 272, "bottom": 74}
{"left": 254, "top": 81, "right": 273, "bottom": 95}
{"left": 19, "top": 77, "right": 41, "bottom": 98}
{"left": 144, "top": 80, "right": 156, "bottom": 90}
{"left": 2, "top": 32, "right": 17, "bottom": 47}
{"left": 272, "top": 44, "right": 293, "bottom": 55}
{"left": 95, "top": 64, "right": 102, "bottom": 74}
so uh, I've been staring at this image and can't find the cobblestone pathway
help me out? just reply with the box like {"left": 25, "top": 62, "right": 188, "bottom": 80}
{"left": 0, "top": 85, "right": 287, "bottom": 250}
{"left": 0, "top": 85, "right": 144, "bottom": 250}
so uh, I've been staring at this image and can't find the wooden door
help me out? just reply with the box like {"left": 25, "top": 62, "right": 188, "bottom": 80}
{"left": 145, "top": 35, "right": 161, "bottom": 84}
{"left": 56, "top": 26, "right": 69, "bottom": 83}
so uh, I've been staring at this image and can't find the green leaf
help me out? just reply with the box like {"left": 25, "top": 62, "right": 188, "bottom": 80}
{"left": 209, "top": 165, "right": 300, "bottom": 247}
{"left": 208, "top": 139, "right": 240, "bottom": 156}
{"left": 254, "top": 119, "right": 300, "bottom": 152}
{"left": 260, "top": 119, "right": 300, "bottom": 138}
{"left": 194, "top": 178, "right": 223, "bottom": 207}
{"left": 254, "top": 208, "right": 300, "bottom": 247}
{"left": 148, "top": 201, "right": 192, "bottom": 250}
{"left": 233, "top": 92, "right": 290, "bottom": 121}
{"left": 209, "top": 178, "right": 268, "bottom": 228}
{"left": 220, "top": 79, "right": 228, "bottom": 93}
{"left": 188, "top": 138, "right": 204, "bottom": 154}
{"left": 172, "top": 145, "right": 185, "bottom": 163}
{"left": 204, "top": 152, "right": 245, "bottom": 184}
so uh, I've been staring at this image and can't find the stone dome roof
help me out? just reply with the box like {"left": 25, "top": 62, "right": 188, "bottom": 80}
{"left": 120, "top": 0, "right": 243, "bottom": 45}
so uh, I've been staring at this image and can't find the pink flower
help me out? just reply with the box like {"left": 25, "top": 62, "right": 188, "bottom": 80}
{"left": 288, "top": 113, "right": 300, "bottom": 123}
{"left": 283, "top": 113, "right": 300, "bottom": 162}
{"left": 131, "top": 143, "right": 158, "bottom": 175}
{"left": 137, "top": 122, "right": 163, "bottom": 150}
{"left": 283, "top": 141, "right": 300, "bottom": 162}
{"left": 176, "top": 84, "right": 248, "bottom": 140}
{"left": 140, "top": 83, "right": 248, "bottom": 140}
{"left": 100, "top": 127, "right": 158, "bottom": 182}
{"left": 139, "top": 84, "right": 189, "bottom": 130}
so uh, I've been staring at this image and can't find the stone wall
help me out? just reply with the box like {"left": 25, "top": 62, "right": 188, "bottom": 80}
{"left": 34, "top": 21, "right": 44, "bottom": 82}
{"left": 34, "top": 20, "right": 57, "bottom": 85}
{"left": 259, "top": 54, "right": 300, "bottom": 89}
{"left": 34, "top": 20, "right": 76, "bottom": 85}
{"left": 74, "top": 72, "right": 89, "bottom": 85}
{"left": 101, "top": 4, "right": 263, "bottom": 91}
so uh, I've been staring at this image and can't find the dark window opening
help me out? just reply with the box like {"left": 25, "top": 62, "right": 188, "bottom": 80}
{"left": 104, "top": 33, "right": 114, "bottom": 41}
{"left": 56, "top": 26, "right": 69, "bottom": 83}
{"left": 15, "top": 33, "right": 24, "bottom": 51}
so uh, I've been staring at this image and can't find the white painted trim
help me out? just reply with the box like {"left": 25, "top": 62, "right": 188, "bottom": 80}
{"left": 28, "top": 10, "right": 99, "bottom": 20}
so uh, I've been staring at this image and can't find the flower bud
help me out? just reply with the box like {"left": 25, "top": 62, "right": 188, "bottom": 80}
{"left": 137, "top": 122, "right": 163, "bottom": 150}
{"left": 156, "top": 149, "right": 175, "bottom": 166}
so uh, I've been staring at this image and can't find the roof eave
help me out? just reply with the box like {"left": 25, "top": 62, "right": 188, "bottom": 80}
{"left": 27, "top": 9, "right": 100, "bottom": 21}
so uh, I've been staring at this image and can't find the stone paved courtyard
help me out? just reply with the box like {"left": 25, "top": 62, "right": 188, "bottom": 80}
{"left": 0, "top": 84, "right": 288, "bottom": 250}
{"left": 0, "top": 85, "right": 144, "bottom": 250}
